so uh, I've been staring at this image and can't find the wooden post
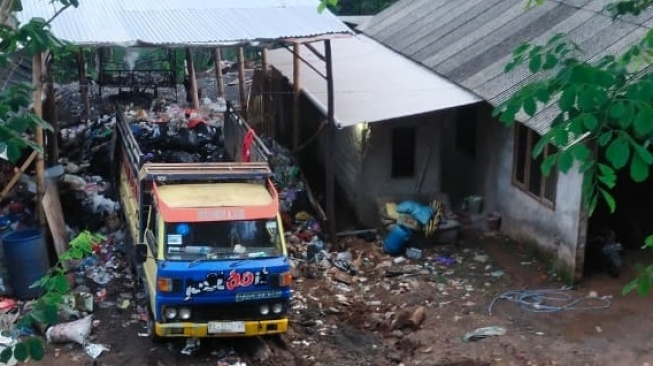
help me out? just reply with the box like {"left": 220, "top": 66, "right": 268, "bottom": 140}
{"left": 44, "top": 53, "right": 59, "bottom": 165}
{"left": 237, "top": 47, "right": 247, "bottom": 118}
{"left": 292, "top": 43, "right": 301, "bottom": 150}
{"left": 32, "top": 52, "right": 46, "bottom": 229}
{"left": 324, "top": 40, "right": 336, "bottom": 243}
{"left": 261, "top": 47, "right": 268, "bottom": 75}
{"left": 213, "top": 48, "right": 225, "bottom": 98}
{"left": 76, "top": 48, "right": 90, "bottom": 119}
{"left": 185, "top": 48, "right": 200, "bottom": 110}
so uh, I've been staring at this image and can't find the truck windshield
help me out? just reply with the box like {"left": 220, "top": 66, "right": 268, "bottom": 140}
{"left": 164, "top": 219, "right": 283, "bottom": 260}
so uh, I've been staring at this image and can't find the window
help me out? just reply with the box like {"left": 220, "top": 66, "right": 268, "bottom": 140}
{"left": 391, "top": 126, "right": 416, "bottom": 178}
{"left": 513, "top": 123, "right": 557, "bottom": 206}
{"left": 456, "top": 105, "right": 477, "bottom": 156}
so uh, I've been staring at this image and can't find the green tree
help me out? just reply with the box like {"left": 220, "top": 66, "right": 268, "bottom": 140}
{"left": 319, "top": 0, "right": 398, "bottom": 14}
{"left": 0, "top": 0, "right": 77, "bottom": 162}
{"left": 492, "top": 0, "right": 653, "bottom": 295}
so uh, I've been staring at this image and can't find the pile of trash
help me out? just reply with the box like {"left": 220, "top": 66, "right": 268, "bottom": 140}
{"left": 123, "top": 97, "right": 230, "bottom": 163}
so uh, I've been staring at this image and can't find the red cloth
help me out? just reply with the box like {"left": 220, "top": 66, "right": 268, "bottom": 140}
{"left": 242, "top": 129, "right": 255, "bottom": 162}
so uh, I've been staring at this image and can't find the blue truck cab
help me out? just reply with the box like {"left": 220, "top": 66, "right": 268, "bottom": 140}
{"left": 116, "top": 105, "right": 292, "bottom": 339}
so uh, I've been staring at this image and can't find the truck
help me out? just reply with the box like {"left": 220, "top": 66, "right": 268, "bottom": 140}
{"left": 115, "top": 102, "right": 292, "bottom": 340}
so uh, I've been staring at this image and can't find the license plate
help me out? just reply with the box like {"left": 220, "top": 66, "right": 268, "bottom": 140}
{"left": 208, "top": 321, "right": 246, "bottom": 334}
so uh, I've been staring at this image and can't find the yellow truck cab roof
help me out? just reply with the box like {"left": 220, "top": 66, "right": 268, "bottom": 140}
{"left": 153, "top": 182, "right": 279, "bottom": 223}
{"left": 156, "top": 183, "right": 273, "bottom": 208}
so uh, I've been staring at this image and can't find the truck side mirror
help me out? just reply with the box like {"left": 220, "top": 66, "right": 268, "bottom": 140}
{"left": 135, "top": 244, "right": 148, "bottom": 263}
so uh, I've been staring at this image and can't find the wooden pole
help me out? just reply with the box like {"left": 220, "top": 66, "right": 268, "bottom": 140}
{"left": 185, "top": 48, "right": 200, "bottom": 110}
{"left": 261, "top": 47, "right": 270, "bottom": 137}
{"left": 237, "top": 47, "right": 247, "bottom": 118}
{"left": 324, "top": 40, "right": 336, "bottom": 243}
{"left": 213, "top": 48, "right": 225, "bottom": 98}
{"left": 76, "top": 49, "right": 90, "bottom": 119}
{"left": 32, "top": 52, "right": 46, "bottom": 229}
{"left": 292, "top": 43, "right": 301, "bottom": 151}
{"left": 44, "top": 53, "right": 59, "bottom": 165}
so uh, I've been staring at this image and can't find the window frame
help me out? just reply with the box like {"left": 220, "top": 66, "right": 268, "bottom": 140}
{"left": 512, "top": 123, "right": 558, "bottom": 209}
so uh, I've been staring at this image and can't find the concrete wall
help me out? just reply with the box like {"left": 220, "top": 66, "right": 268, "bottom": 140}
{"left": 355, "top": 111, "right": 450, "bottom": 227}
{"left": 476, "top": 105, "right": 584, "bottom": 275}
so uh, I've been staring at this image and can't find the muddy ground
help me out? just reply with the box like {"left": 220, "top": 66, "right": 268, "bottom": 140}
{"left": 36, "top": 228, "right": 653, "bottom": 366}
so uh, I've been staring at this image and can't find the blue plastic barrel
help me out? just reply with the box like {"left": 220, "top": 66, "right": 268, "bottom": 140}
{"left": 383, "top": 225, "right": 413, "bottom": 255}
{"left": 2, "top": 229, "right": 50, "bottom": 299}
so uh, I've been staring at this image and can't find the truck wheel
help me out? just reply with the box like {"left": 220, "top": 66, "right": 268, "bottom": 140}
{"left": 147, "top": 308, "right": 164, "bottom": 344}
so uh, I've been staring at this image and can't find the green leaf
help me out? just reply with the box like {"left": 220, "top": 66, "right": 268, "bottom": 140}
{"left": 541, "top": 154, "right": 557, "bottom": 176}
{"left": 559, "top": 87, "right": 576, "bottom": 111}
{"left": 605, "top": 137, "right": 630, "bottom": 169}
{"left": 643, "top": 235, "right": 653, "bottom": 249}
{"left": 553, "top": 128, "right": 569, "bottom": 146}
{"left": 529, "top": 53, "right": 543, "bottom": 73}
{"left": 558, "top": 150, "right": 574, "bottom": 172}
{"left": 637, "top": 273, "right": 651, "bottom": 296}
{"left": 597, "top": 173, "right": 617, "bottom": 189}
{"left": 0, "top": 348, "right": 12, "bottom": 363}
{"left": 630, "top": 153, "right": 649, "bottom": 182}
{"left": 599, "top": 188, "right": 616, "bottom": 213}
{"left": 633, "top": 143, "right": 653, "bottom": 164}
{"left": 598, "top": 131, "right": 613, "bottom": 146}
{"left": 523, "top": 96, "right": 537, "bottom": 117}
{"left": 513, "top": 43, "right": 530, "bottom": 56}
{"left": 634, "top": 107, "right": 653, "bottom": 137}
{"left": 13, "top": 342, "right": 27, "bottom": 362}
{"left": 53, "top": 275, "right": 69, "bottom": 293}
{"left": 25, "top": 338, "right": 44, "bottom": 361}
{"left": 598, "top": 163, "right": 615, "bottom": 178}
{"left": 542, "top": 53, "right": 558, "bottom": 70}
{"left": 571, "top": 144, "right": 590, "bottom": 161}
{"left": 610, "top": 102, "right": 625, "bottom": 119}
{"left": 583, "top": 114, "right": 598, "bottom": 130}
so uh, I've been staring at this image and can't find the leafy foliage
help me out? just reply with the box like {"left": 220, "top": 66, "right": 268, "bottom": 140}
{"left": 494, "top": 1, "right": 653, "bottom": 295}
{"left": 0, "top": 0, "right": 78, "bottom": 162}
{"left": 0, "top": 231, "right": 103, "bottom": 364}
{"left": 319, "top": 0, "right": 399, "bottom": 14}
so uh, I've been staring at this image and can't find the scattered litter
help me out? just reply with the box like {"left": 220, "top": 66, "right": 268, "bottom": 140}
{"left": 462, "top": 326, "right": 506, "bottom": 342}
{"left": 490, "top": 270, "right": 504, "bottom": 278}
{"left": 488, "top": 287, "right": 612, "bottom": 315}
{"left": 405, "top": 247, "right": 423, "bottom": 260}
{"left": 473, "top": 254, "right": 489, "bottom": 263}
{"left": 46, "top": 315, "right": 93, "bottom": 345}
{"left": 180, "top": 337, "right": 200, "bottom": 356}
{"left": 84, "top": 343, "right": 110, "bottom": 358}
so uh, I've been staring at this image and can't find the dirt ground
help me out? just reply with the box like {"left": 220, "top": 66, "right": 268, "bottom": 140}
{"left": 37, "top": 228, "right": 653, "bottom": 366}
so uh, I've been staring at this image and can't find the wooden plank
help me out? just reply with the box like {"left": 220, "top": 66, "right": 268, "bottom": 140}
{"left": 42, "top": 179, "right": 69, "bottom": 258}
{"left": 214, "top": 48, "right": 225, "bottom": 98}
{"left": 0, "top": 151, "right": 37, "bottom": 200}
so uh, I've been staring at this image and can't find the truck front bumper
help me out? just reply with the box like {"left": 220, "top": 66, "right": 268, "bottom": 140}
{"left": 154, "top": 318, "right": 288, "bottom": 337}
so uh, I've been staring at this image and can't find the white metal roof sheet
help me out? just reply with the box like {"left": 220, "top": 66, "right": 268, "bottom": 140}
{"left": 18, "top": 0, "right": 351, "bottom": 47}
{"left": 267, "top": 34, "right": 481, "bottom": 127}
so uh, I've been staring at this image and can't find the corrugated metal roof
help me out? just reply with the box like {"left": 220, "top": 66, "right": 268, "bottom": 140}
{"left": 267, "top": 34, "right": 480, "bottom": 127}
{"left": 18, "top": 0, "right": 351, "bottom": 47}
{"left": 360, "top": 0, "right": 652, "bottom": 134}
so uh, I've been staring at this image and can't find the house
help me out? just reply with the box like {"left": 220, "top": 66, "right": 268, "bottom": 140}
{"left": 265, "top": 34, "right": 480, "bottom": 230}
{"left": 356, "top": 0, "right": 653, "bottom": 279}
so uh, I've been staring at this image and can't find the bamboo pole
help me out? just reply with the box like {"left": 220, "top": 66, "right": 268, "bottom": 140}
{"left": 237, "top": 47, "right": 247, "bottom": 118}
{"left": 185, "top": 48, "right": 200, "bottom": 110}
{"left": 325, "top": 40, "right": 336, "bottom": 243}
{"left": 77, "top": 49, "right": 90, "bottom": 119}
{"left": 44, "top": 54, "right": 58, "bottom": 164}
{"left": 292, "top": 43, "right": 301, "bottom": 150}
{"left": 32, "top": 52, "right": 46, "bottom": 229}
{"left": 214, "top": 48, "right": 225, "bottom": 98}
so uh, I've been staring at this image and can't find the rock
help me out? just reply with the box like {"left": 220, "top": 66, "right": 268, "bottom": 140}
{"left": 385, "top": 351, "right": 402, "bottom": 362}
{"left": 409, "top": 306, "right": 426, "bottom": 329}
{"left": 398, "top": 335, "right": 421, "bottom": 353}
{"left": 392, "top": 330, "right": 405, "bottom": 338}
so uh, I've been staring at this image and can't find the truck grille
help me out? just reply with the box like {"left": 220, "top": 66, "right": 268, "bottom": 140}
{"left": 190, "top": 302, "right": 289, "bottom": 322}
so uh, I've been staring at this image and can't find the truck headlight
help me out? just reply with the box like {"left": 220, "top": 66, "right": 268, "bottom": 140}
{"left": 163, "top": 307, "right": 177, "bottom": 319}
{"left": 259, "top": 305, "right": 270, "bottom": 315}
{"left": 272, "top": 303, "right": 283, "bottom": 314}
{"left": 179, "top": 307, "right": 191, "bottom": 320}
